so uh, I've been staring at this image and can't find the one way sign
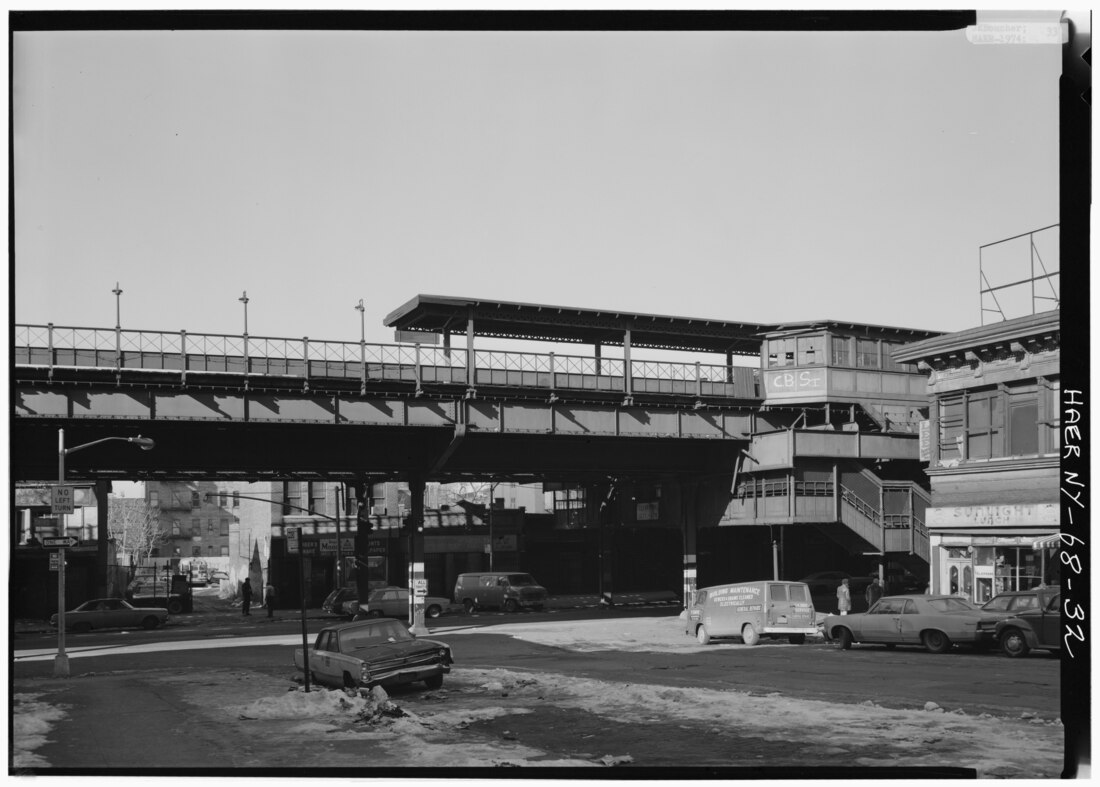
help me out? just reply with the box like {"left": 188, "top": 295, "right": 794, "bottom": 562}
{"left": 42, "top": 536, "right": 79, "bottom": 549}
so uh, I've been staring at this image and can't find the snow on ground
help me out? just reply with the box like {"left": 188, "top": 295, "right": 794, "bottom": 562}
{"left": 12, "top": 616, "right": 1064, "bottom": 775}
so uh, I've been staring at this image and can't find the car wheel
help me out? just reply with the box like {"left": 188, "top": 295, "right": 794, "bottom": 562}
{"left": 426, "top": 604, "right": 442, "bottom": 619}
{"left": 741, "top": 623, "right": 760, "bottom": 646}
{"left": 141, "top": 616, "right": 160, "bottom": 630}
{"left": 424, "top": 674, "right": 444, "bottom": 690}
{"left": 503, "top": 599, "right": 519, "bottom": 613}
{"left": 696, "top": 625, "right": 711, "bottom": 645}
{"left": 463, "top": 599, "right": 476, "bottom": 614}
{"left": 72, "top": 622, "right": 93, "bottom": 634}
{"left": 922, "top": 630, "right": 952, "bottom": 654}
{"left": 167, "top": 600, "right": 184, "bottom": 615}
{"left": 835, "top": 627, "right": 853, "bottom": 650}
{"left": 788, "top": 634, "right": 806, "bottom": 645}
{"left": 1000, "top": 627, "right": 1031, "bottom": 658}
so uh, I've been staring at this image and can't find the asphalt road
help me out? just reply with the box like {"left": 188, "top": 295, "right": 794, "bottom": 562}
{"left": 12, "top": 604, "right": 1066, "bottom": 775}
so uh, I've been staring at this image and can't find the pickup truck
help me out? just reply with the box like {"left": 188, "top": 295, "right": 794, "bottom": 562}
{"left": 293, "top": 618, "right": 453, "bottom": 694}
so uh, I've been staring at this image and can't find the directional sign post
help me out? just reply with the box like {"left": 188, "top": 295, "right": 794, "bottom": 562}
{"left": 286, "top": 527, "right": 311, "bottom": 693}
{"left": 43, "top": 536, "right": 79, "bottom": 549}
{"left": 51, "top": 486, "right": 75, "bottom": 515}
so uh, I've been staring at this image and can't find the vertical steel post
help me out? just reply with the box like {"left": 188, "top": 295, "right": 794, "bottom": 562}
{"left": 299, "top": 534, "right": 310, "bottom": 692}
{"left": 55, "top": 428, "right": 69, "bottom": 678}
{"left": 408, "top": 475, "right": 428, "bottom": 635}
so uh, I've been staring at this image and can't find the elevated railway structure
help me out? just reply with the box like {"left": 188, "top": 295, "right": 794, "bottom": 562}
{"left": 13, "top": 295, "right": 943, "bottom": 610}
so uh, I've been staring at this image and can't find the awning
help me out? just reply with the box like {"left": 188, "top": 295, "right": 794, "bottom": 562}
{"left": 1032, "top": 534, "right": 1062, "bottom": 550}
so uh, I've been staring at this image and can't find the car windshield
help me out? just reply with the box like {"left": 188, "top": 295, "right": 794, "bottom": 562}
{"left": 507, "top": 574, "right": 538, "bottom": 586}
{"left": 927, "top": 598, "right": 976, "bottom": 613}
{"left": 340, "top": 621, "right": 413, "bottom": 650}
{"left": 981, "top": 596, "right": 1014, "bottom": 611}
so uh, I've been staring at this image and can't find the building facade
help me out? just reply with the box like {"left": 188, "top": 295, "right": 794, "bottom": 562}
{"left": 894, "top": 311, "right": 1060, "bottom": 603}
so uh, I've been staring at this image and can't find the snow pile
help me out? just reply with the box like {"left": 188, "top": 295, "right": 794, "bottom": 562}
{"left": 11, "top": 693, "right": 69, "bottom": 769}
{"left": 441, "top": 615, "right": 812, "bottom": 652}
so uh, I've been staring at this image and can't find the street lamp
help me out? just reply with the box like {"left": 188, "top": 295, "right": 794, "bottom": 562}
{"left": 54, "top": 429, "right": 155, "bottom": 677}
{"left": 112, "top": 283, "right": 123, "bottom": 329}
{"left": 239, "top": 291, "right": 250, "bottom": 336}
{"left": 355, "top": 299, "right": 365, "bottom": 342}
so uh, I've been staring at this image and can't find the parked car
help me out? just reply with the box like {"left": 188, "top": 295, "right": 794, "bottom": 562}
{"left": 322, "top": 587, "right": 358, "bottom": 616}
{"left": 293, "top": 618, "right": 453, "bottom": 694}
{"left": 993, "top": 587, "right": 1061, "bottom": 658}
{"left": 453, "top": 572, "right": 548, "bottom": 613}
{"left": 980, "top": 588, "right": 1052, "bottom": 615}
{"left": 49, "top": 598, "right": 168, "bottom": 633}
{"left": 353, "top": 586, "right": 453, "bottom": 620}
{"left": 685, "top": 580, "right": 817, "bottom": 645}
{"left": 823, "top": 594, "right": 1002, "bottom": 653}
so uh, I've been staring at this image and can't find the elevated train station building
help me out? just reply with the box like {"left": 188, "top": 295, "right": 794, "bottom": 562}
{"left": 12, "top": 294, "right": 1060, "bottom": 617}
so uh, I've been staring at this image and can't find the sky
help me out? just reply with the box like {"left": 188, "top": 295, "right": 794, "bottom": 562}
{"left": 12, "top": 11, "right": 1064, "bottom": 352}
{"left": 13, "top": 615, "right": 1064, "bottom": 774}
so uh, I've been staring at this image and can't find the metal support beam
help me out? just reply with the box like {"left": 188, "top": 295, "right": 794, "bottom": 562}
{"left": 408, "top": 474, "right": 429, "bottom": 635}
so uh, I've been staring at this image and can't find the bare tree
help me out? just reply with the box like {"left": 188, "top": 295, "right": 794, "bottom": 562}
{"left": 109, "top": 498, "right": 167, "bottom": 567}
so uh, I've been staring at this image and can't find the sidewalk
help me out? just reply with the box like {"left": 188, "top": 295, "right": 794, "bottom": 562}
{"left": 13, "top": 590, "right": 682, "bottom": 635}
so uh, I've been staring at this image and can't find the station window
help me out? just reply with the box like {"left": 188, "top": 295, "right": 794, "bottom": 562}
{"left": 830, "top": 336, "right": 851, "bottom": 367}
{"left": 796, "top": 336, "right": 821, "bottom": 365}
{"left": 766, "top": 338, "right": 796, "bottom": 368}
{"left": 856, "top": 339, "right": 879, "bottom": 368}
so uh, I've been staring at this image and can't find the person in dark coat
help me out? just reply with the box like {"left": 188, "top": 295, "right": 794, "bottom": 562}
{"left": 264, "top": 582, "right": 276, "bottom": 618}
{"left": 241, "top": 578, "right": 253, "bottom": 616}
{"left": 865, "top": 578, "right": 884, "bottom": 608}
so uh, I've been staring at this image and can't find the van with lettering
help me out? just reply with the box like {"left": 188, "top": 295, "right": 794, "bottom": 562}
{"left": 685, "top": 580, "right": 817, "bottom": 645}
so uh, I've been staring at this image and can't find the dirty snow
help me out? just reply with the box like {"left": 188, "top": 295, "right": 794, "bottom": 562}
{"left": 12, "top": 616, "right": 1065, "bottom": 776}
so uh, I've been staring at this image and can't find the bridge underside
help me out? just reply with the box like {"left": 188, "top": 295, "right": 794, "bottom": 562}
{"left": 12, "top": 417, "right": 744, "bottom": 484}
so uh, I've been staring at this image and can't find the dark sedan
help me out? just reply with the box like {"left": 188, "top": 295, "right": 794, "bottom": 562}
{"left": 49, "top": 598, "right": 168, "bottom": 632}
{"left": 994, "top": 588, "right": 1061, "bottom": 658}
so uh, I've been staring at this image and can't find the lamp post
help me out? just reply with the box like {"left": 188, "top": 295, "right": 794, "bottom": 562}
{"left": 112, "top": 283, "right": 123, "bottom": 329}
{"left": 356, "top": 299, "right": 366, "bottom": 394}
{"left": 55, "top": 429, "right": 155, "bottom": 677}
{"left": 239, "top": 291, "right": 249, "bottom": 336}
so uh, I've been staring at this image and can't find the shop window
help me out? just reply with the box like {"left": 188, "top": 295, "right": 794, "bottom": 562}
{"left": 966, "top": 389, "right": 1003, "bottom": 459}
{"left": 1008, "top": 386, "right": 1039, "bottom": 456}
{"left": 948, "top": 566, "right": 959, "bottom": 595}
{"left": 830, "top": 336, "right": 851, "bottom": 367}
{"left": 856, "top": 339, "right": 879, "bottom": 368}
{"left": 938, "top": 396, "right": 965, "bottom": 462}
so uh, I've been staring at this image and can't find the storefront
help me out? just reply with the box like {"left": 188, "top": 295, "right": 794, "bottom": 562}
{"left": 927, "top": 504, "right": 1060, "bottom": 603}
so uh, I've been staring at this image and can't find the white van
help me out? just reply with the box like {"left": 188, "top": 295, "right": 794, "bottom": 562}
{"left": 685, "top": 580, "right": 817, "bottom": 645}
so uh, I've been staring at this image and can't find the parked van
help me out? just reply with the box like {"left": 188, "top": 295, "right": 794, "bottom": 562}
{"left": 685, "top": 580, "right": 817, "bottom": 645}
{"left": 454, "top": 572, "right": 548, "bottom": 613}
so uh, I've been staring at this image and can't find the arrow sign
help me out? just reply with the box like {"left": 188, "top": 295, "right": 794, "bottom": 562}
{"left": 42, "top": 536, "right": 79, "bottom": 549}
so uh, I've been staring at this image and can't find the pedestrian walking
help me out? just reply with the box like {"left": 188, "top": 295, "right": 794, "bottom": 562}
{"left": 241, "top": 578, "right": 253, "bottom": 616}
{"left": 865, "top": 577, "right": 883, "bottom": 608}
{"left": 837, "top": 578, "right": 851, "bottom": 615}
{"left": 264, "top": 582, "right": 276, "bottom": 618}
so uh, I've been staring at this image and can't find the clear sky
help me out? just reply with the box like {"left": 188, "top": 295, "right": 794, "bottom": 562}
{"left": 12, "top": 12, "right": 1063, "bottom": 350}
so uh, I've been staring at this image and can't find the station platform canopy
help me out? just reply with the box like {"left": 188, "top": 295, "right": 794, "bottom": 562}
{"left": 384, "top": 294, "right": 943, "bottom": 356}
{"left": 384, "top": 294, "right": 773, "bottom": 356}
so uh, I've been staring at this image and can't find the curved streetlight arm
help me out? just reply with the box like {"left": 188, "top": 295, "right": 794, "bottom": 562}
{"left": 63, "top": 435, "right": 156, "bottom": 457}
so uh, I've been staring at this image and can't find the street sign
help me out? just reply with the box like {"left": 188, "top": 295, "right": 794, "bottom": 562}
{"left": 42, "top": 536, "right": 79, "bottom": 549}
{"left": 49, "top": 553, "right": 61, "bottom": 571}
{"left": 51, "top": 486, "right": 75, "bottom": 515}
